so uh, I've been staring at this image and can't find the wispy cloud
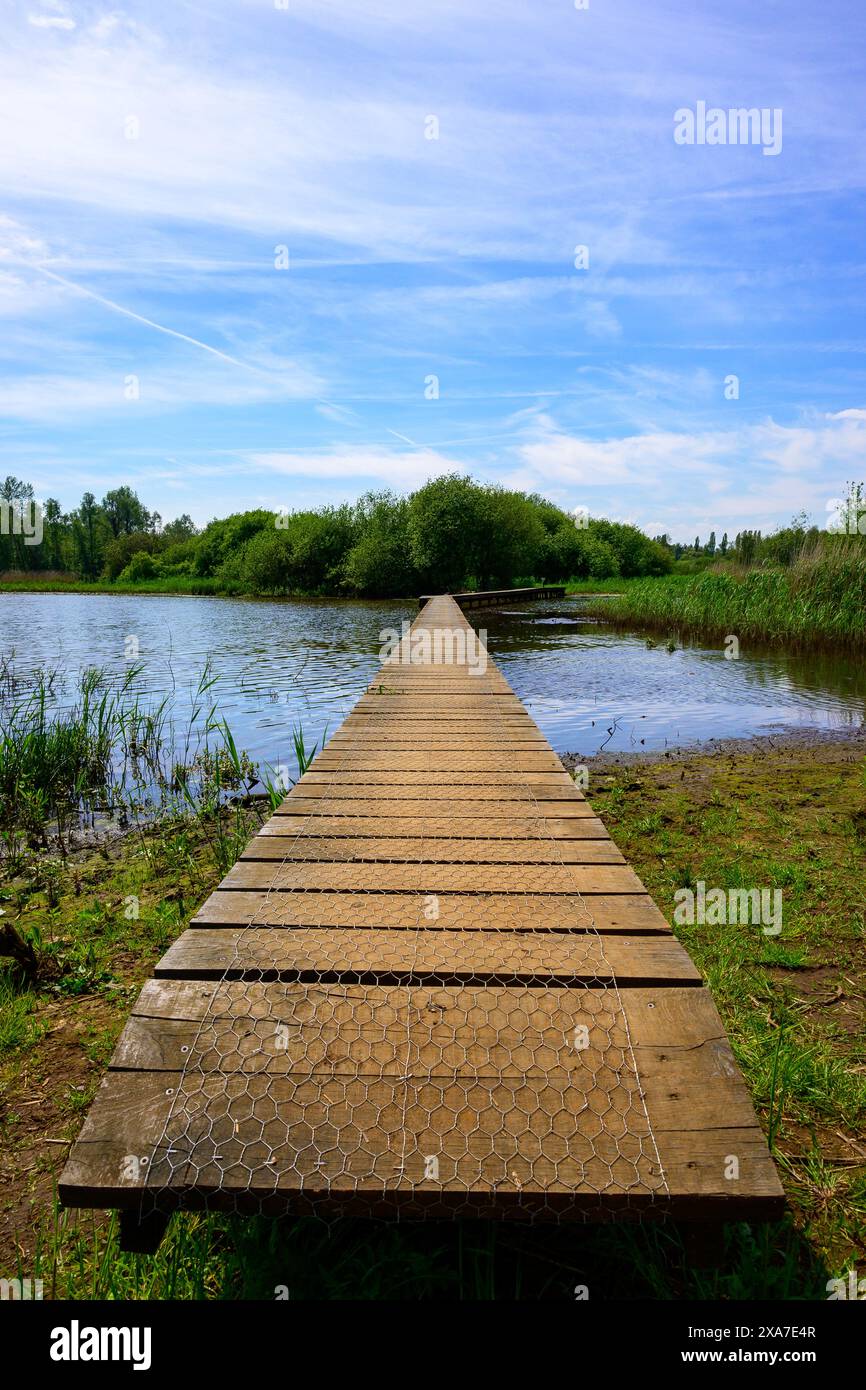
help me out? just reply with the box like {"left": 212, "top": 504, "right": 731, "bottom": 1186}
{"left": 248, "top": 446, "right": 464, "bottom": 491}
{"left": 35, "top": 267, "right": 282, "bottom": 376}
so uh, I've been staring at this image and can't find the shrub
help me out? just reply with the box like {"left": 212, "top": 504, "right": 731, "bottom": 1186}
{"left": 118, "top": 550, "right": 159, "bottom": 582}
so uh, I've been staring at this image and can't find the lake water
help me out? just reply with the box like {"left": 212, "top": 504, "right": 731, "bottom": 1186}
{"left": 0, "top": 592, "right": 863, "bottom": 775}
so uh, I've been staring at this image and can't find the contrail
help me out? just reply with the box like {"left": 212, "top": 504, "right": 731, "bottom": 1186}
{"left": 36, "top": 265, "right": 268, "bottom": 375}
{"left": 35, "top": 264, "right": 461, "bottom": 457}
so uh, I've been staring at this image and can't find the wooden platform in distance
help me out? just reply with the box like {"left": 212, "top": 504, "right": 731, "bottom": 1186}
{"left": 60, "top": 595, "right": 783, "bottom": 1239}
{"left": 418, "top": 585, "right": 565, "bottom": 609}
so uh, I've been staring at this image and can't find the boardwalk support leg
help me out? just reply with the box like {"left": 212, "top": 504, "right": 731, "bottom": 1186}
{"left": 119, "top": 1208, "right": 170, "bottom": 1255}
{"left": 680, "top": 1220, "right": 727, "bottom": 1269}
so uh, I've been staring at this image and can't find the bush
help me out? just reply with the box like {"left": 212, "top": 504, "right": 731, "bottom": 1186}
{"left": 102, "top": 532, "right": 158, "bottom": 581}
{"left": 343, "top": 494, "right": 417, "bottom": 596}
{"left": 193, "top": 510, "right": 274, "bottom": 577}
{"left": 590, "top": 519, "right": 672, "bottom": 577}
{"left": 118, "top": 550, "right": 159, "bottom": 582}
{"left": 236, "top": 530, "right": 294, "bottom": 592}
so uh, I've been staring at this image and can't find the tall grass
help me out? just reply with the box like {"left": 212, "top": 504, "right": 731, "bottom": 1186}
{"left": 591, "top": 540, "right": 866, "bottom": 650}
{"left": 0, "top": 658, "right": 326, "bottom": 981}
{"left": 0, "top": 663, "right": 267, "bottom": 859}
{"left": 0, "top": 666, "right": 147, "bottom": 848}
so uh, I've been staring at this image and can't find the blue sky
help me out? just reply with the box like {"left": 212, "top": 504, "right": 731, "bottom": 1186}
{"left": 1, "top": 0, "right": 865, "bottom": 541}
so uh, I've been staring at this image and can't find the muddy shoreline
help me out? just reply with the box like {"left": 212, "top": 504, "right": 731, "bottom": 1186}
{"left": 561, "top": 723, "right": 866, "bottom": 771}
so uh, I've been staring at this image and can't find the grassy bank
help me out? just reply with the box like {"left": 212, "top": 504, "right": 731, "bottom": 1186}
{"left": 2, "top": 738, "right": 863, "bottom": 1298}
{"left": 1, "top": 573, "right": 641, "bottom": 600}
{"left": 0, "top": 573, "right": 227, "bottom": 597}
{"left": 588, "top": 544, "right": 866, "bottom": 650}
{"left": 583, "top": 739, "right": 866, "bottom": 1288}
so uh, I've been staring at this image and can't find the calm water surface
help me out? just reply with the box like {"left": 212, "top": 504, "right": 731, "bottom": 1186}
{"left": 0, "top": 592, "right": 863, "bottom": 772}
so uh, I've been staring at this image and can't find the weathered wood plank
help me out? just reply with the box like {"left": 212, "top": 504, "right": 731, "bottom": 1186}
{"left": 154, "top": 931, "right": 699, "bottom": 983}
{"left": 258, "top": 815, "right": 610, "bottom": 838}
{"left": 297, "top": 772, "right": 575, "bottom": 783}
{"left": 309, "top": 756, "right": 565, "bottom": 773}
{"left": 191, "top": 890, "right": 674, "bottom": 933}
{"left": 286, "top": 777, "right": 583, "bottom": 794}
{"left": 238, "top": 835, "right": 625, "bottom": 864}
{"left": 220, "top": 861, "right": 646, "bottom": 894}
{"left": 277, "top": 794, "right": 593, "bottom": 813}
{"left": 59, "top": 1078, "right": 781, "bottom": 1221}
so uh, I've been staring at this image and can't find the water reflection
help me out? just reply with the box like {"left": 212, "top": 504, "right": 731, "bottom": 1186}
{"left": 482, "top": 598, "right": 866, "bottom": 753}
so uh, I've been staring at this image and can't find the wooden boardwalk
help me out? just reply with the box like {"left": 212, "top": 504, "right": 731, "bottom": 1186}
{"left": 418, "top": 585, "right": 566, "bottom": 608}
{"left": 60, "top": 595, "right": 782, "bottom": 1248}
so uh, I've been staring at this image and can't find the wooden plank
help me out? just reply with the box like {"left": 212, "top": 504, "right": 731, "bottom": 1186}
{"left": 330, "top": 725, "right": 549, "bottom": 735}
{"left": 276, "top": 795, "right": 594, "bottom": 811}
{"left": 310, "top": 764, "right": 567, "bottom": 778}
{"left": 325, "top": 737, "right": 551, "bottom": 749}
{"left": 309, "top": 755, "right": 564, "bottom": 772}
{"left": 257, "top": 815, "right": 610, "bottom": 839}
{"left": 291, "top": 778, "right": 583, "bottom": 789}
{"left": 154, "top": 930, "right": 699, "bottom": 983}
{"left": 191, "top": 890, "right": 674, "bottom": 933}
{"left": 238, "top": 836, "right": 625, "bottom": 864}
{"left": 418, "top": 585, "right": 566, "bottom": 608}
{"left": 59, "top": 993, "right": 782, "bottom": 1219}
{"left": 116, "top": 977, "right": 711, "bottom": 1071}
{"left": 220, "top": 861, "right": 646, "bottom": 894}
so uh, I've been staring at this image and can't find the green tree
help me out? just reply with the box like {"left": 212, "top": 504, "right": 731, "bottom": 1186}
{"left": 0, "top": 476, "right": 35, "bottom": 572}
{"left": 72, "top": 492, "right": 106, "bottom": 578}
{"left": 193, "top": 509, "right": 273, "bottom": 576}
{"left": 472, "top": 487, "right": 545, "bottom": 589}
{"left": 161, "top": 514, "right": 198, "bottom": 544}
{"left": 103, "top": 532, "right": 158, "bottom": 580}
{"left": 101, "top": 486, "right": 151, "bottom": 538}
{"left": 44, "top": 498, "right": 64, "bottom": 569}
{"left": 407, "top": 475, "right": 485, "bottom": 591}
{"left": 119, "top": 550, "right": 160, "bottom": 582}
{"left": 590, "top": 519, "right": 672, "bottom": 577}
{"left": 239, "top": 507, "right": 355, "bottom": 593}
{"left": 344, "top": 492, "right": 416, "bottom": 597}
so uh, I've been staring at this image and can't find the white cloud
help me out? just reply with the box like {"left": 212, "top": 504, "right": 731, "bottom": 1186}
{"left": 0, "top": 361, "right": 322, "bottom": 419}
{"left": 0, "top": 213, "right": 48, "bottom": 262}
{"left": 28, "top": 14, "right": 75, "bottom": 29}
{"left": 27, "top": 0, "right": 75, "bottom": 30}
{"left": 506, "top": 411, "right": 866, "bottom": 536}
{"left": 3, "top": 0, "right": 851, "bottom": 266}
{"left": 248, "top": 447, "right": 464, "bottom": 490}
{"left": 517, "top": 422, "right": 725, "bottom": 487}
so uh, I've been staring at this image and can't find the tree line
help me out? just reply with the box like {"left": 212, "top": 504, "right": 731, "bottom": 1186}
{"left": 3, "top": 473, "right": 859, "bottom": 597}
{"left": 0, "top": 475, "right": 672, "bottom": 595}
